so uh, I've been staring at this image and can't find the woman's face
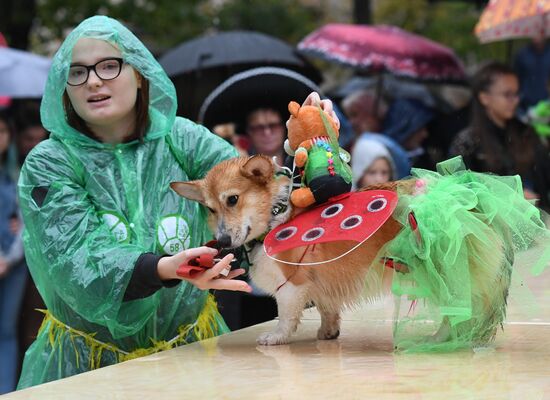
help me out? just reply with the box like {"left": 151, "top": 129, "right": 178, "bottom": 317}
{"left": 65, "top": 38, "right": 140, "bottom": 140}
{"left": 246, "top": 109, "right": 286, "bottom": 156}
{"left": 359, "top": 157, "right": 392, "bottom": 187}
{"left": 0, "top": 119, "right": 10, "bottom": 155}
{"left": 479, "top": 74, "right": 519, "bottom": 126}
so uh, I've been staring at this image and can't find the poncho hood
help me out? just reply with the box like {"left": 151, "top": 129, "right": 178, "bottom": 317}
{"left": 41, "top": 15, "right": 177, "bottom": 147}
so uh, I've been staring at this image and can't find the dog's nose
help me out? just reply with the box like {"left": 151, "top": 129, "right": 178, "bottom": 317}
{"left": 217, "top": 234, "right": 232, "bottom": 248}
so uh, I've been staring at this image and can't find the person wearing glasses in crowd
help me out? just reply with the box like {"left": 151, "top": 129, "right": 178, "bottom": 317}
{"left": 245, "top": 107, "right": 287, "bottom": 166}
{"left": 449, "top": 61, "right": 550, "bottom": 210}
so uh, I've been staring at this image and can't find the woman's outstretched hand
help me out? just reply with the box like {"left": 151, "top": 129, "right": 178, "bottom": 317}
{"left": 157, "top": 246, "right": 252, "bottom": 293}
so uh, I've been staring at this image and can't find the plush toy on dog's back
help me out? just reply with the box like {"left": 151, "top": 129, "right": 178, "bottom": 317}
{"left": 285, "top": 101, "right": 353, "bottom": 208}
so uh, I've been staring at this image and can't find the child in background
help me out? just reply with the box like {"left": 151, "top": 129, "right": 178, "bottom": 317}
{"left": 351, "top": 137, "right": 397, "bottom": 189}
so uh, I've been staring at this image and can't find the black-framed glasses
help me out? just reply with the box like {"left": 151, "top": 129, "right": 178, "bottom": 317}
{"left": 67, "top": 58, "right": 124, "bottom": 86}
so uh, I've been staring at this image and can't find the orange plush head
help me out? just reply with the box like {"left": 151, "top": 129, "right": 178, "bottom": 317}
{"left": 285, "top": 101, "right": 339, "bottom": 151}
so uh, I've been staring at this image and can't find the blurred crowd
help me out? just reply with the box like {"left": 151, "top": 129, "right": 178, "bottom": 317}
{"left": 193, "top": 38, "right": 550, "bottom": 336}
{"left": 202, "top": 44, "right": 550, "bottom": 212}
{"left": 0, "top": 100, "right": 47, "bottom": 393}
{"left": 3, "top": 24, "right": 550, "bottom": 394}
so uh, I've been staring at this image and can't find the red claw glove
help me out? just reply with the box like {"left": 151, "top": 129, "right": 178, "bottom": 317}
{"left": 176, "top": 240, "right": 220, "bottom": 279}
{"left": 176, "top": 253, "right": 215, "bottom": 279}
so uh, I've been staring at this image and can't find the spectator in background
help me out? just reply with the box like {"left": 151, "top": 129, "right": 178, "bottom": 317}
{"left": 382, "top": 98, "right": 436, "bottom": 170}
{"left": 341, "top": 90, "right": 411, "bottom": 178}
{"left": 449, "top": 61, "right": 550, "bottom": 210}
{"left": 513, "top": 36, "right": 550, "bottom": 115}
{"left": 351, "top": 137, "right": 396, "bottom": 189}
{"left": 12, "top": 108, "right": 48, "bottom": 380}
{"left": 341, "top": 89, "right": 388, "bottom": 138}
{"left": 245, "top": 107, "right": 286, "bottom": 166}
{"left": 211, "top": 123, "right": 249, "bottom": 157}
{"left": 200, "top": 66, "right": 324, "bottom": 169}
{"left": 16, "top": 121, "right": 48, "bottom": 164}
{"left": 0, "top": 110, "right": 26, "bottom": 394}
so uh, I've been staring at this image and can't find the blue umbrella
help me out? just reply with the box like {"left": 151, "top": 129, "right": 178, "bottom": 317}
{"left": 0, "top": 47, "right": 51, "bottom": 98}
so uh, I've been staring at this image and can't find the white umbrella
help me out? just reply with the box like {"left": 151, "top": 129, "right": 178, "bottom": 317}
{"left": 0, "top": 47, "right": 51, "bottom": 98}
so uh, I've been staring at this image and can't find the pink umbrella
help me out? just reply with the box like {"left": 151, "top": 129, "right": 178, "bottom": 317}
{"left": 297, "top": 23, "right": 465, "bottom": 82}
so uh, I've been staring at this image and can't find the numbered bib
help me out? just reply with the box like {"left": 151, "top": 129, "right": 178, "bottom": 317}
{"left": 157, "top": 214, "right": 191, "bottom": 255}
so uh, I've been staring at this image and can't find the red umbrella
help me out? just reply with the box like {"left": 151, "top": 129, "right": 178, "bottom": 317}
{"left": 298, "top": 23, "right": 465, "bottom": 82}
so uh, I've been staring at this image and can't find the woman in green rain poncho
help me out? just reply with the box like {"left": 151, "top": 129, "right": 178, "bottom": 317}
{"left": 16, "top": 16, "right": 254, "bottom": 389}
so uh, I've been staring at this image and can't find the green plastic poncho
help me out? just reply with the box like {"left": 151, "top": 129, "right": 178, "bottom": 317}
{"left": 17, "top": 16, "right": 238, "bottom": 389}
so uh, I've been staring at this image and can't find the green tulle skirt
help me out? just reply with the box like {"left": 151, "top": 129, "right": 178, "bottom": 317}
{"left": 381, "top": 156, "right": 550, "bottom": 353}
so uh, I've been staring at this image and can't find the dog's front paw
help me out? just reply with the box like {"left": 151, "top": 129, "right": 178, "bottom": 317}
{"left": 317, "top": 326, "right": 340, "bottom": 340}
{"left": 257, "top": 331, "right": 291, "bottom": 346}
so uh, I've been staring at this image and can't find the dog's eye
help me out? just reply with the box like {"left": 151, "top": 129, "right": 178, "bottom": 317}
{"left": 227, "top": 195, "right": 239, "bottom": 207}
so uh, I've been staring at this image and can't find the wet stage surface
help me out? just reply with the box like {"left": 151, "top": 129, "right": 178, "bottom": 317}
{"left": 5, "top": 249, "right": 550, "bottom": 399}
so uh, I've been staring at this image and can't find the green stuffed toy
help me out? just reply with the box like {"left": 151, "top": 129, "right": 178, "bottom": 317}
{"left": 284, "top": 101, "right": 352, "bottom": 208}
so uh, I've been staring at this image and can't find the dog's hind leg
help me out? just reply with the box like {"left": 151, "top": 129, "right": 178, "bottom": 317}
{"left": 316, "top": 304, "right": 341, "bottom": 340}
{"left": 257, "top": 282, "right": 310, "bottom": 346}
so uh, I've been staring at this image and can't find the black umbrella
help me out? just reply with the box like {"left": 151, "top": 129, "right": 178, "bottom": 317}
{"left": 199, "top": 66, "right": 322, "bottom": 131}
{"left": 158, "top": 30, "right": 321, "bottom": 120}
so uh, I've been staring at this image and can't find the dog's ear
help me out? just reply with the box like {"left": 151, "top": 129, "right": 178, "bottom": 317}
{"left": 240, "top": 155, "right": 274, "bottom": 185}
{"left": 170, "top": 181, "right": 206, "bottom": 204}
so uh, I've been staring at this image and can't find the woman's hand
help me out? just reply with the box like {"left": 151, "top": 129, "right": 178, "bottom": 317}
{"left": 157, "top": 246, "right": 252, "bottom": 293}
{"left": 301, "top": 92, "right": 340, "bottom": 130}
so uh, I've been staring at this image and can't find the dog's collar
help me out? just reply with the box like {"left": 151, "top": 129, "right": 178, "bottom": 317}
{"left": 245, "top": 200, "right": 287, "bottom": 258}
{"left": 272, "top": 201, "right": 288, "bottom": 216}
{"left": 246, "top": 231, "right": 267, "bottom": 249}
{"left": 244, "top": 233, "right": 266, "bottom": 266}
{"left": 275, "top": 168, "right": 292, "bottom": 178}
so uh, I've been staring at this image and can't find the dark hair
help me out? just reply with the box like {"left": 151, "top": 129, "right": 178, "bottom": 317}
{"left": 469, "top": 61, "right": 531, "bottom": 173}
{"left": 13, "top": 100, "right": 42, "bottom": 133}
{"left": 63, "top": 73, "right": 150, "bottom": 142}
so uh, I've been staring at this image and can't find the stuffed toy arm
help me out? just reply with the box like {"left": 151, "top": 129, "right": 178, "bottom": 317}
{"left": 295, "top": 146, "right": 309, "bottom": 167}
{"left": 295, "top": 140, "right": 312, "bottom": 167}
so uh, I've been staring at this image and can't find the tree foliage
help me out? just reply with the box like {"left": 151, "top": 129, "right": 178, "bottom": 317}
{"left": 4, "top": 0, "right": 513, "bottom": 67}
{"left": 30, "top": 0, "right": 321, "bottom": 54}
{"left": 215, "top": 0, "right": 321, "bottom": 44}
{"left": 35, "top": 0, "right": 211, "bottom": 51}
{"left": 374, "top": 0, "right": 509, "bottom": 64}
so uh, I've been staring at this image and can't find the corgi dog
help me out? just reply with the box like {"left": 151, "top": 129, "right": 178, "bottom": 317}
{"left": 171, "top": 155, "right": 511, "bottom": 346}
